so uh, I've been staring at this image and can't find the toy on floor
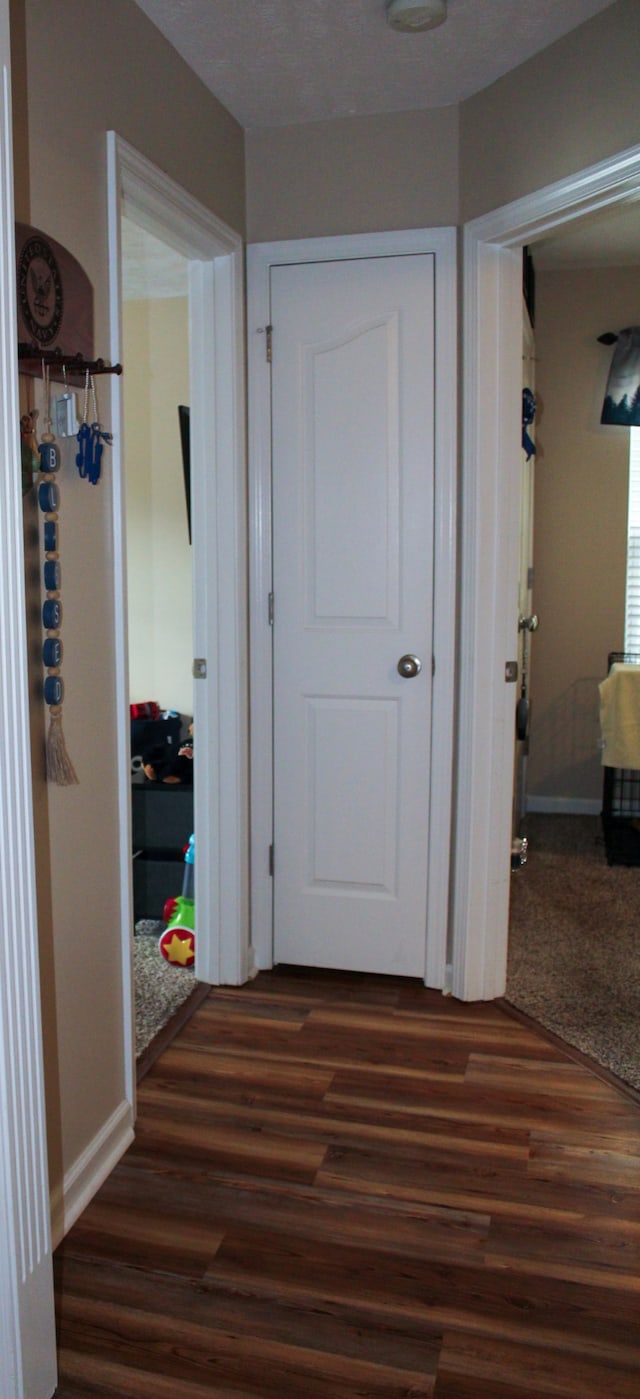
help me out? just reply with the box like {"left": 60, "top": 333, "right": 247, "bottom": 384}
{"left": 159, "top": 834, "right": 195, "bottom": 967}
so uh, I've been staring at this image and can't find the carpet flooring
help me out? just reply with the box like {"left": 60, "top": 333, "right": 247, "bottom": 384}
{"left": 133, "top": 927, "right": 197, "bottom": 1058}
{"left": 507, "top": 813, "right": 640, "bottom": 1090}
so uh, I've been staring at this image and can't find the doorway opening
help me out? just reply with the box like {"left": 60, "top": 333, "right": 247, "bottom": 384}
{"left": 106, "top": 134, "right": 249, "bottom": 1103}
{"left": 119, "top": 217, "right": 198, "bottom": 1059}
{"left": 454, "top": 140, "right": 640, "bottom": 1009}
{"left": 505, "top": 208, "right": 640, "bottom": 1091}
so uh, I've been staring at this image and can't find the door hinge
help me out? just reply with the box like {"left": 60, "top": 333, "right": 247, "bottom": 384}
{"left": 527, "top": 565, "right": 535, "bottom": 590}
{"left": 269, "top": 844, "right": 274, "bottom": 876}
{"left": 268, "top": 592, "right": 274, "bottom": 626}
{"left": 266, "top": 325, "right": 273, "bottom": 363}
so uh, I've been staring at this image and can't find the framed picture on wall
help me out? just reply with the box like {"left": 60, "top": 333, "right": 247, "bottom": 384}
{"left": 601, "top": 328, "right": 640, "bottom": 426}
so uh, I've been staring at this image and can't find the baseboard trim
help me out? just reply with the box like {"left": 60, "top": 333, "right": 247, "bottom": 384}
{"left": 50, "top": 1098, "right": 134, "bottom": 1249}
{"left": 526, "top": 796, "right": 602, "bottom": 817}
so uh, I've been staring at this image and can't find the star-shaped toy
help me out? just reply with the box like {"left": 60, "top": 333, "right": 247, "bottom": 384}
{"left": 159, "top": 929, "right": 195, "bottom": 967}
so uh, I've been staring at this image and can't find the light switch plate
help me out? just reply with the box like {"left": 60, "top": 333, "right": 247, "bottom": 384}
{"left": 54, "top": 393, "right": 77, "bottom": 438}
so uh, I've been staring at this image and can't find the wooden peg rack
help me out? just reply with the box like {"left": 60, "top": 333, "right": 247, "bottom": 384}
{"left": 18, "top": 343, "right": 122, "bottom": 376}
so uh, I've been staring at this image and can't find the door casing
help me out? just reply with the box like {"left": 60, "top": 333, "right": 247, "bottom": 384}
{"left": 248, "top": 228, "right": 457, "bottom": 985}
{"left": 0, "top": 3, "right": 57, "bottom": 1393}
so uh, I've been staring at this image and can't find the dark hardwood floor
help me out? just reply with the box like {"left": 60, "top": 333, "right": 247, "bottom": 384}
{"left": 54, "top": 969, "right": 640, "bottom": 1396}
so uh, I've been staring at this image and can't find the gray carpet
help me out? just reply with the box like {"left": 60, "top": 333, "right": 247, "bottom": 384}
{"left": 133, "top": 926, "right": 197, "bottom": 1058}
{"left": 507, "top": 814, "right": 640, "bottom": 1090}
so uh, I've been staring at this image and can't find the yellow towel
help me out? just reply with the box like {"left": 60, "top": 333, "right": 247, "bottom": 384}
{"left": 599, "top": 663, "right": 640, "bottom": 769}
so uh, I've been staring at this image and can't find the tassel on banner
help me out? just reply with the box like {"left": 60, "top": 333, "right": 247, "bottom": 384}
{"left": 46, "top": 706, "right": 79, "bottom": 786}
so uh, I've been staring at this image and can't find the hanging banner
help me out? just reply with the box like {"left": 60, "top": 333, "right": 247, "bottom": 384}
{"left": 601, "top": 326, "right": 640, "bottom": 427}
{"left": 15, "top": 222, "right": 94, "bottom": 378}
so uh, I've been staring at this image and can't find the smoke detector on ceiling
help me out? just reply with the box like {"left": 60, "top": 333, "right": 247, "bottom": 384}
{"left": 385, "top": 0, "right": 447, "bottom": 32}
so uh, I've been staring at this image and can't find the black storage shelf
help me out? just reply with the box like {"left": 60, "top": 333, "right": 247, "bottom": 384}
{"left": 131, "top": 774, "right": 193, "bottom": 919}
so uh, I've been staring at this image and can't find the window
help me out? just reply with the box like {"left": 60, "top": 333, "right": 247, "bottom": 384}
{"left": 625, "top": 427, "right": 640, "bottom": 651}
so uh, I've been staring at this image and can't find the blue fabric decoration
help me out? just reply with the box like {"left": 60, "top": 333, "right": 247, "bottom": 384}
{"left": 522, "top": 387, "right": 536, "bottom": 460}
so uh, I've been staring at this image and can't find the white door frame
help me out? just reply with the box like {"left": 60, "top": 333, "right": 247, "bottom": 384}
{"left": 248, "top": 229, "right": 457, "bottom": 985}
{"left": 453, "top": 141, "right": 640, "bottom": 1002}
{"left": 0, "top": 3, "right": 57, "bottom": 1393}
{"left": 107, "top": 134, "right": 249, "bottom": 1102}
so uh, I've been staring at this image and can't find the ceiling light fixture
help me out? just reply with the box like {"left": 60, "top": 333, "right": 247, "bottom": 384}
{"left": 385, "top": 0, "right": 447, "bottom": 33}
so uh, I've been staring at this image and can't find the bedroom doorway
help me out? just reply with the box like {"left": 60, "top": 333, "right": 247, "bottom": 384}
{"left": 120, "top": 219, "right": 197, "bottom": 1058}
{"left": 454, "top": 141, "right": 640, "bottom": 1004}
{"left": 107, "top": 135, "right": 249, "bottom": 1103}
{"left": 505, "top": 213, "right": 640, "bottom": 1091}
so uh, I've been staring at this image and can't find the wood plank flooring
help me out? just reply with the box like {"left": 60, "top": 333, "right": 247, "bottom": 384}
{"left": 54, "top": 969, "right": 640, "bottom": 1397}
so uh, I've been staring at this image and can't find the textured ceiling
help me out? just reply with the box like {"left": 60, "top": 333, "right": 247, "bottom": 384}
{"left": 535, "top": 201, "right": 640, "bottom": 270}
{"left": 125, "top": 0, "right": 637, "bottom": 276}
{"left": 133, "top": 0, "right": 616, "bottom": 129}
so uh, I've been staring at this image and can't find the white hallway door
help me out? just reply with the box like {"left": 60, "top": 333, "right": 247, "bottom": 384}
{"left": 271, "top": 254, "right": 436, "bottom": 976}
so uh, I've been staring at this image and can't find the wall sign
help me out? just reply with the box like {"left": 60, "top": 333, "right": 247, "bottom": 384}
{"left": 15, "top": 222, "right": 94, "bottom": 377}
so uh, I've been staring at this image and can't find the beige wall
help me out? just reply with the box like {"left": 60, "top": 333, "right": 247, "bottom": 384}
{"left": 460, "top": 0, "right": 640, "bottom": 223}
{"left": 26, "top": 0, "right": 245, "bottom": 240}
{"left": 527, "top": 264, "right": 640, "bottom": 804}
{"left": 246, "top": 106, "right": 459, "bottom": 242}
{"left": 19, "top": 0, "right": 245, "bottom": 1207}
{"left": 124, "top": 297, "right": 193, "bottom": 719}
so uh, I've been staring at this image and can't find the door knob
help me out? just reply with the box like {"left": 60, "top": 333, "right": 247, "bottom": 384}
{"left": 397, "top": 654, "right": 422, "bottom": 679}
{"left": 518, "top": 614, "right": 539, "bottom": 632}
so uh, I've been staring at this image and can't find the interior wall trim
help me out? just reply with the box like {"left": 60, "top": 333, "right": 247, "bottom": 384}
{"left": 49, "top": 1100, "right": 134, "bottom": 1249}
{"left": 116, "top": 135, "right": 240, "bottom": 257}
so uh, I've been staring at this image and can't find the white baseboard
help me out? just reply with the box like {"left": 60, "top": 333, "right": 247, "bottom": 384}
{"left": 526, "top": 795, "right": 602, "bottom": 816}
{"left": 50, "top": 1098, "right": 134, "bottom": 1248}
